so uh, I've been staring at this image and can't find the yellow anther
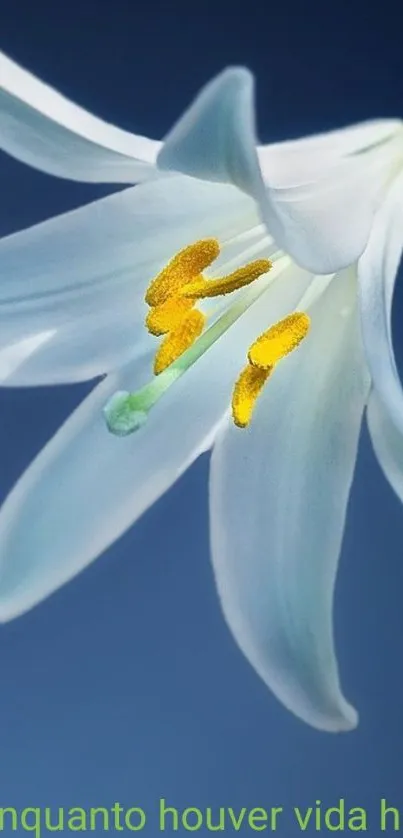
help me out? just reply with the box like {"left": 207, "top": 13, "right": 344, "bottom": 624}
{"left": 180, "top": 259, "right": 272, "bottom": 299}
{"left": 232, "top": 364, "right": 273, "bottom": 428}
{"left": 231, "top": 311, "right": 311, "bottom": 428}
{"left": 248, "top": 312, "right": 310, "bottom": 370}
{"left": 145, "top": 239, "right": 220, "bottom": 307}
{"left": 146, "top": 296, "right": 195, "bottom": 336}
{"left": 154, "top": 309, "right": 206, "bottom": 375}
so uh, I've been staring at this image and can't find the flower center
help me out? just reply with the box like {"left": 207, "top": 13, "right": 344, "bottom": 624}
{"left": 104, "top": 239, "right": 310, "bottom": 436}
{"left": 145, "top": 238, "right": 272, "bottom": 375}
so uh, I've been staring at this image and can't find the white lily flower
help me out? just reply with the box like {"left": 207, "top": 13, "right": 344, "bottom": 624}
{"left": 0, "top": 50, "right": 403, "bottom": 733}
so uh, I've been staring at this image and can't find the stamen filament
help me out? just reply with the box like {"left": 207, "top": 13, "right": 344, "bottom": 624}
{"left": 212, "top": 241, "right": 279, "bottom": 278}
{"left": 220, "top": 223, "right": 267, "bottom": 247}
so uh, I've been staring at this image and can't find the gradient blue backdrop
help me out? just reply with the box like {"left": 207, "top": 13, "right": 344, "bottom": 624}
{"left": 0, "top": 0, "right": 402, "bottom": 834}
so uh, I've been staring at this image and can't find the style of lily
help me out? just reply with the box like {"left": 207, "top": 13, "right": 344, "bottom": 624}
{"left": 1, "top": 50, "right": 403, "bottom": 734}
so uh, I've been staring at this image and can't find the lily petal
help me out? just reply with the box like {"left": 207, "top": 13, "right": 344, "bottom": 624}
{"left": 367, "top": 388, "right": 403, "bottom": 503}
{"left": 209, "top": 267, "right": 370, "bottom": 732}
{"left": 363, "top": 167, "right": 403, "bottom": 500}
{"left": 158, "top": 67, "right": 402, "bottom": 273}
{"left": 0, "top": 49, "right": 161, "bottom": 182}
{"left": 358, "top": 169, "right": 403, "bottom": 434}
{"left": 257, "top": 119, "right": 402, "bottom": 186}
{"left": 158, "top": 68, "right": 262, "bottom": 195}
{"left": 0, "top": 260, "right": 313, "bottom": 620}
{"left": 0, "top": 174, "right": 255, "bottom": 384}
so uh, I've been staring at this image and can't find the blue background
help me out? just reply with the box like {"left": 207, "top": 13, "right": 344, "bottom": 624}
{"left": 0, "top": 0, "right": 402, "bottom": 833}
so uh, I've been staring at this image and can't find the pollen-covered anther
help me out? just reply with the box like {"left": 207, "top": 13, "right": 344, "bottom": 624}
{"left": 232, "top": 364, "right": 273, "bottom": 429}
{"left": 248, "top": 312, "right": 311, "bottom": 370}
{"left": 146, "top": 296, "right": 195, "bottom": 336}
{"left": 145, "top": 239, "right": 220, "bottom": 307}
{"left": 153, "top": 309, "right": 206, "bottom": 375}
{"left": 180, "top": 259, "right": 272, "bottom": 299}
{"left": 231, "top": 311, "right": 311, "bottom": 429}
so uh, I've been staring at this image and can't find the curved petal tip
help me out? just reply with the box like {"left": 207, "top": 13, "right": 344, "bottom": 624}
{"left": 275, "top": 682, "right": 359, "bottom": 733}
{"left": 157, "top": 65, "right": 258, "bottom": 195}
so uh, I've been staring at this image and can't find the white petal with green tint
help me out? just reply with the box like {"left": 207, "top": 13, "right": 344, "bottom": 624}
{"left": 359, "top": 170, "right": 403, "bottom": 435}
{"left": 0, "top": 261, "right": 313, "bottom": 621}
{"left": 367, "top": 389, "right": 403, "bottom": 503}
{"left": 0, "top": 175, "right": 256, "bottom": 384}
{"left": 0, "top": 49, "right": 161, "bottom": 182}
{"left": 209, "top": 267, "right": 370, "bottom": 732}
{"left": 257, "top": 119, "right": 402, "bottom": 185}
{"left": 361, "top": 169, "right": 403, "bottom": 503}
{"left": 158, "top": 67, "right": 402, "bottom": 274}
{"left": 159, "top": 68, "right": 262, "bottom": 196}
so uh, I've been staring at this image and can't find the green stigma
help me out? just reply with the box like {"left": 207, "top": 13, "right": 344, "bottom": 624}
{"left": 103, "top": 391, "right": 148, "bottom": 436}
{"left": 103, "top": 367, "right": 182, "bottom": 437}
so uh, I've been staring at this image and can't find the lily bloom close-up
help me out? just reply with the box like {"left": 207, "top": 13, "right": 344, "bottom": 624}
{"left": 1, "top": 49, "right": 403, "bottom": 734}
